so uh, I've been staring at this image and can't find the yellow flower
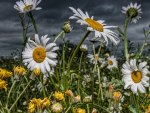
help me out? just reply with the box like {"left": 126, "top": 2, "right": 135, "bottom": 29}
{"left": 113, "top": 91, "right": 122, "bottom": 101}
{"left": 0, "top": 68, "right": 12, "bottom": 79}
{"left": 65, "top": 90, "right": 74, "bottom": 97}
{"left": 28, "top": 102, "right": 36, "bottom": 113}
{"left": 54, "top": 91, "right": 64, "bottom": 101}
{"left": 41, "top": 97, "right": 51, "bottom": 109}
{"left": 76, "top": 108, "right": 86, "bottom": 113}
{"left": 28, "top": 97, "right": 51, "bottom": 112}
{"left": 14, "top": 66, "right": 26, "bottom": 76}
{"left": 145, "top": 106, "right": 150, "bottom": 113}
{"left": 0, "top": 79, "right": 7, "bottom": 91}
{"left": 30, "top": 68, "right": 41, "bottom": 80}
{"left": 32, "top": 68, "right": 41, "bottom": 76}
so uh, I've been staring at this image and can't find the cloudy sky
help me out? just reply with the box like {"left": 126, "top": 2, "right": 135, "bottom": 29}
{"left": 0, "top": 0, "right": 150, "bottom": 56}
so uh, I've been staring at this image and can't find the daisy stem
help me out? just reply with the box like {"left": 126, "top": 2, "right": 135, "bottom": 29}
{"left": 78, "top": 52, "right": 83, "bottom": 95}
{"left": 66, "top": 31, "right": 91, "bottom": 89}
{"left": 123, "top": 17, "right": 129, "bottom": 62}
{"left": 97, "top": 65, "right": 103, "bottom": 104}
{"left": 54, "top": 30, "right": 65, "bottom": 43}
{"left": 139, "top": 29, "right": 149, "bottom": 56}
{"left": 41, "top": 75, "right": 46, "bottom": 97}
{"left": 6, "top": 80, "right": 16, "bottom": 108}
{"left": 62, "top": 37, "right": 66, "bottom": 91}
{"left": 87, "top": 104, "right": 90, "bottom": 113}
{"left": 29, "top": 12, "right": 38, "bottom": 33}
{"left": 9, "top": 81, "right": 31, "bottom": 111}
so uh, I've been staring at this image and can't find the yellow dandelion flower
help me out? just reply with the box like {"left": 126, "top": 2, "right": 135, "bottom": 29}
{"left": 0, "top": 79, "right": 7, "bottom": 91}
{"left": 14, "top": 66, "right": 26, "bottom": 76}
{"left": 76, "top": 108, "right": 86, "bottom": 113}
{"left": 54, "top": 91, "right": 64, "bottom": 101}
{"left": 145, "top": 106, "right": 150, "bottom": 113}
{"left": 113, "top": 91, "right": 122, "bottom": 101}
{"left": 65, "top": 90, "right": 74, "bottom": 97}
{"left": 41, "top": 97, "right": 51, "bottom": 109}
{"left": 0, "top": 68, "right": 12, "bottom": 79}
{"left": 30, "top": 68, "right": 41, "bottom": 80}
{"left": 28, "top": 102, "right": 36, "bottom": 113}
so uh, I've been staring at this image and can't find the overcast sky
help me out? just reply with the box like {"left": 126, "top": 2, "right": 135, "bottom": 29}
{"left": 0, "top": 0, "right": 150, "bottom": 56}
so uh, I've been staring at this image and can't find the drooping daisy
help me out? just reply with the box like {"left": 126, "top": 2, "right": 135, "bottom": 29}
{"left": 107, "top": 56, "right": 118, "bottom": 70}
{"left": 22, "top": 34, "right": 59, "bottom": 75}
{"left": 122, "top": 59, "right": 149, "bottom": 94}
{"left": 69, "top": 7, "right": 120, "bottom": 45}
{"left": 80, "top": 44, "right": 88, "bottom": 52}
{"left": 14, "top": 0, "right": 42, "bottom": 13}
{"left": 122, "top": 3, "right": 142, "bottom": 23}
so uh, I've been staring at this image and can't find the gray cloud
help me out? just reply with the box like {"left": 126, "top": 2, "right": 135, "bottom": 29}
{"left": 0, "top": 0, "right": 150, "bottom": 56}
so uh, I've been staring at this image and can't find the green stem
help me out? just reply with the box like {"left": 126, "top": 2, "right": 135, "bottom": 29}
{"left": 139, "top": 29, "right": 149, "bottom": 56}
{"left": 9, "top": 81, "right": 31, "bottom": 111}
{"left": 6, "top": 81, "right": 16, "bottom": 108}
{"left": 40, "top": 75, "right": 46, "bottom": 97}
{"left": 67, "top": 31, "right": 91, "bottom": 71}
{"left": 29, "top": 12, "right": 38, "bottom": 33}
{"left": 62, "top": 37, "right": 66, "bottom": 91}
{"left": 54, "top": 31, "right": 65, "bottom": 42}
{"left": 65, "top": 105, "right": 71, "bottom": 113}
{"left": 78, "top": 52, "right": 83, "bottom": 95}
{"left": 87, "top": 104, "right": 90, "bottom": 113}
{"left": 66, "top": 31, "right": 91, "bottom": 89}
{"left": 97, "top": 65, "right": 103, "bottom": 104}
{"left": 123, "top": 17, "right": 129, "bottom": 62}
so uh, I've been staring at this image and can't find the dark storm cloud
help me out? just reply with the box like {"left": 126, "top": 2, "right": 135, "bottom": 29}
{"left": 0, "top": 0, "right": 150, "bottom": 56}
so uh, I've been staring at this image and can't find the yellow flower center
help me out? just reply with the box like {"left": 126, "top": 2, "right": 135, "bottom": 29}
{"left": 85, "top": 18, "right": 103, "bottom": 32}
{"left": 131, "top": 70, "right": 142, "bottom": 83}
{"left": 108, "top": 60, "right": 113, "bottom": 65}
{"left": 33, "top": 47, "right": 46, "bottom": 63}
{"left": 23, "top": 5, "right": 33, "bottom": 12}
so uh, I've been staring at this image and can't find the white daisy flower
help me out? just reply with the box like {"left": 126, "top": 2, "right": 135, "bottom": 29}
{"left": 122, "top": 3, "right": 142, "bottom": 23}
{"left": 22, "top": 34, "right": 59, "bottom": 75}
{"left": 87, "top": 54, "right": 102, "bottom": 64}
{"left": 69, "top": 7, "right": 120, "bottom": 45}
{"left": 14, "top": 0, "right": 42, "bottom": 13}
{"left": 122, "top": 59, "right": 149, "bottom": 94}
{"left": 107, "top": 56, "right": 118, "bottom": 70}
{"left": 80, "top": 44, "right": 88, "bottom": 52}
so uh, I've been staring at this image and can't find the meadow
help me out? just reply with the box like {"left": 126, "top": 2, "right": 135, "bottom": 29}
{"left": 0, "top": 0, "right": 149, "bottom": 113}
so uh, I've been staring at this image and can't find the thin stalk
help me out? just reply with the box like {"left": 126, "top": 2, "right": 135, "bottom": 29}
{"left": 62, "top": 37, "right": 66, "bottom": 90}
{"left": 97, "top": 65, "right": 103, "bottom": 103}
{"left": 87, "top": 104, "right": 90, "bottom": 113}
{"left": 66, "top": 31, "right": 91, "bottom": 89}
{"left": 67, "top": 31, "right": 91, "bottom": 72}
{"left": 28, "top": 12, "right": 38, "bottom": 33}
{"left": 6, "top": 81, "right": 16, "bottom": 107}
{"left": 9, "top": 81, "right": 31, "bottom": 111}
{"left": 40, "top": 75, "right": 46, "bottom": 97}
{"left": 123, "top": 17, "right": 129, "bottom": 62}
{"left": 65, "top": 105, "right": 71, "bottom": 113}
{"left": 139, "top": 29, "right": 149, "bottom": 56}
{"left": 54, "top": 30, "right": 65, "bottom": 43}
{"left": 78, "top": 52, "right": 83, "bottom": 95}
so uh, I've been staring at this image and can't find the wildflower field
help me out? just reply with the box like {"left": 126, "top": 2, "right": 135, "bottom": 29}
{"left": 0, "top": 0, "right": 150, "bottom": 113}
